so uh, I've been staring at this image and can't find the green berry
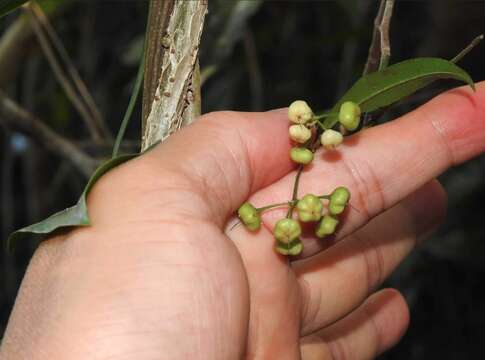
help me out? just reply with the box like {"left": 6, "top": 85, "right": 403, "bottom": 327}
{"left": 289, "top": 124, "right": 312, "bottom": 144}
{"left": 338, "top": 101, "right": 361, "bottom": 131}
{"left": 237, "top": 202, "right": 261, "bottom": 231}
{"left": 273, "top": 218, "right": 301, "bottom": 244}
{"left": 329, "top": 186, "right": 351, "bottom": 215}
{"left": 288, "top": 100, "right": 313, "bottom": 125}
{"left": 288, "top": 240, "right": 304, "bottom": 256}
{"left": 315, "top": 215, "right": 339, "bottom": 238}
{"left": 275, "top": 239, "right": 304, "bottom": 256}
{"left": 290, "top": 147, "right": 314, "bottom": 165}
{"left": 275, "top": 242, "right": 289, "bottom": 255}
{"left": 296, "top": 194, "right": 323, "bottom": 222}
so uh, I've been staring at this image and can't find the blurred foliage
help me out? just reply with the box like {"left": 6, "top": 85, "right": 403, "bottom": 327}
{"left": 1, "top": 1, "right": 485, "bottom": 358}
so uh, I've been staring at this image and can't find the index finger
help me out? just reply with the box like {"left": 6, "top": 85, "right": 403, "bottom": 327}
{"left": 246, "top": 81, "right": 485, "bottom": 256}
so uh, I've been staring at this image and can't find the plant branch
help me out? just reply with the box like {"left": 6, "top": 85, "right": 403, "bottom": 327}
{"left": 451, "top": 34, "right": 484, "bottom": 64}
{"left": 0, "top": 90, "right": 98, "bottom": 177}
{"left": 141, "top": 0, "right": 208, "bottom": 150}
{"left": 29, "top": 2, "right": 111, "bottom": 140}
{"left": 0, "top": 1, "right": 67, "bottom": 87}
{"left": 24, "top": 3, "right": 106, "bottom": 144}
{"left": 363, "top": 0, "right": 395, "bottom": 75}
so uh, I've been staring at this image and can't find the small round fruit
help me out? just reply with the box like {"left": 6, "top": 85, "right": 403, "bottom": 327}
{"left": 329, "top": 186, "right": 351, "bottom": 215}
{"left": 320, "top": 129, "right": 344, "bottom": 150}
{"left": 338, "top": 101, "right": 361, "bottom": 131}
{"left": 273, "top": 218, "right": 302, "bottom": 244}
{"left": 288, "top": 240, "right": 304, "bottom": 256}
{"left": 315, "top": 215, "right": 339, "bottom": 238}
{"left": 296, "top": 194, "right": 323, "bottom": 222}
{"left": 288, "top": 100, "right": 313, "bottom": 125}
{"left": 290, "top": 147, "right": 314, "bottom": 165}
{"left": 289, "top": 124, "right": 312, "bottom": 144}
{"left": 275, "top": 239, "right": 304, "bottom": 256}
{"left": 237, "top": 202, "right": 261, "bottom": 231}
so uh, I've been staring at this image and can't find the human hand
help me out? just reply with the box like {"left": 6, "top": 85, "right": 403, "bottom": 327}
{"left": 2, "top": 83, "right": 485, "bottom": 360}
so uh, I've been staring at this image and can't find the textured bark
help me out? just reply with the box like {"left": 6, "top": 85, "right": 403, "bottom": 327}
{"left": 141, "top": 0, "right": 175, "bottom": 135}
{"left": 141, "top": 0, "right": 207, "bottom": 150}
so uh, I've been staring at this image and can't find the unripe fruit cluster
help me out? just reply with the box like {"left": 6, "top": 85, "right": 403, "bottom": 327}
{"left": 236, "top": 99, "right": 359, "bottom": 257}
{"left": 287, "top": 100, "right": 362, "bottom": 163}
{"left": 236, "top": 186, "right": 351, "bottom": 256}
{"left": 273, "top": 186, "right": 351, "bottom": 255}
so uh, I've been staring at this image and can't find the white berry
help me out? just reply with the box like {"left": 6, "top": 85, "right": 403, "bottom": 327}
{"left": 320, "top": 129, "right": 343, "bottom": 150}
{"left": 289, "top": 125, "right": 312, "bottom": 143}
{"left": 288, "top": 100, "right": 313, "bottom": 125}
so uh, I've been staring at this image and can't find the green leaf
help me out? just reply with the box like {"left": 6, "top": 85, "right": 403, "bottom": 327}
{"left": 0, "top": 0, "right": 28, "bottom": 18}
{"left": 8, "top": 154, "right": 138, "bottom": 250}
{"left": 324, "top": 58, "right": 474, "bottom": 128}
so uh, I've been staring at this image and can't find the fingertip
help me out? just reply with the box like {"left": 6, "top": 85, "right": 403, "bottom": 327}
{"left": 366, "top": 288, "right": 410, "bottom": 355}
{"left": 414, "top": 81, "right": 485, "bottom": 165}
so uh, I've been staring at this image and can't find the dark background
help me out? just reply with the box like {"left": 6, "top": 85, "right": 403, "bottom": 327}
{"left": 1, "top": 1, "right": 485, "bottom": 358}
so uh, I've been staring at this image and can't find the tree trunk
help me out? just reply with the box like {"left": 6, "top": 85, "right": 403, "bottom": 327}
{"left": 141, "top": 0, "right": 207, "bottom": 150}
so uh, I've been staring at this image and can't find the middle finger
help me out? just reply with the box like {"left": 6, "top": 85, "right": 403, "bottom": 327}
{"left": 294, "top": 180, "right": 445, "bottom": 335}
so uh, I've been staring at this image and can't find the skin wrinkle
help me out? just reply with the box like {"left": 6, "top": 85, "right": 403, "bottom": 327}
{"left": 338, "top": 154, "right": 387, "bottom": 223}
{"left": 361, "top": 313, "right": 381, "bottom": 360}
{"left": 201, "top": 113, "right": 251, "bottom": 178}
{"left": 327, "top": 337, "right": 350, "bottom": 360}
{"left": 203, "top": 140, "right": 242, "bottom": 218}
{"left": 357, "top": 233, "right": 386, "bottom": 293}
{"left": 299, "top": 277, "right": 321, "bottom": 336}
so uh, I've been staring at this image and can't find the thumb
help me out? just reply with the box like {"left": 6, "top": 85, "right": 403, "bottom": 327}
{"left": 87, "top": 110, "right": 295, "bottom": 227}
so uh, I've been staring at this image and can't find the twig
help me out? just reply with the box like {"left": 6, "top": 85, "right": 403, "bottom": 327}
{"left": 0, "top": 90, "right": 98, "bottom": 177}
{"left": 0, "top": 1, "right": 66, "bottom": 87}
{"left": 451, "top": 34, "right": 484, "bottom": 64}
{"left": 363, "top": 0, "right": 395, "bottom": 75}
{"left": 287, "top": 165, "right": 303, "bottom": 218}
{"left": 141, "top": 0, "right": 208, "bottom": 150}
{"left": 24, "top": 4, "right": 105, "bottom": 144}
{"left": 336, "top": 0, "right": 370, "bottom": 97}
{"left": 29, "top": 2, "right": 111, "bottom": 140}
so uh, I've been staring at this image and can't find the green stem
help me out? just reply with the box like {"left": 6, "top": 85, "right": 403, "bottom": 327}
{"left": 286, "top": 165, "right": 304, "bottom": 218}
{"left": 257, "top": 201, "right": 295, "bottom": 212}
{"left": 256, "top": 194, "right": 330, "bottom": 213}
{"left": 313, "top": 112, "right": 336, "bottom": 120}
{"left": 451, "top": 34, "right": 484, "bottom": 64}
{"left": 314, "top": 118, "right": 328, "bottom": 131}
{"left": 112, "top": 47, "right": 146, "bottom": 158}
